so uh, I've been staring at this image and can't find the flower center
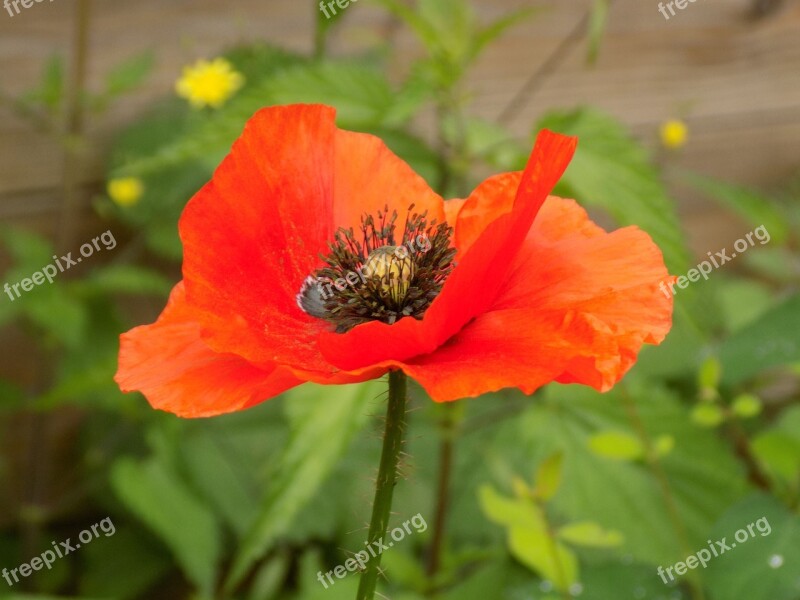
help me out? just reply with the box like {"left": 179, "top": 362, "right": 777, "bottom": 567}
{"left": 296, "top": 205, "right": 456, "bottom": 333}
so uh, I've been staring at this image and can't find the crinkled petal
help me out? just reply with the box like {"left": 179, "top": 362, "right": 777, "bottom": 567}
{"left": 115, "top": 283, "right": 301, "bottom": 417}
{"left": 396, "top": 197, "right": 673, "bottom": 400}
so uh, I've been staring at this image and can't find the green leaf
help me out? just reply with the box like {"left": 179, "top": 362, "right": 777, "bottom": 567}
{"left": 81, "top": 264, "right": 172, "bottom": 296}
{"left": 247, "top": 553, "right": 290, "bottom": 600}
{"left": 445, "top": 115, "right": 527, "bottom": 171}
{"left": 113, "top": 47, "right": 306, "bottom": 177}
{"left": 717, "top": 278, "right": 775, "bottom": 332}
{"left": 741, "top": 246, "right": 797, "bottom": 283}
{"left": 508, "top": 526, "right": 578, "bottom": 591}
{"left": 698, "top": 356, "right": 722, "bottom": 391}
{"left": 633, "top": 306, "right": 709, "bottom": 378}
{"left": 520, "top": 381, "right": 747, "bottom": 567}
{"left": 20, "top": 55, "right": 64, "bottom": 112}
{"left": 478, "top": 484, "right": 547, "bottom": 532}
{"left": 538, "top": 108, "right": 691, "bottom": 273}
{"left": 294, "top": 549, "right": 361, "bottom": 599}
{"left": 751, "top": 406, "right": 800, "bottom": 484}
{"left": 586, "top": 0, "right": 610, "bottom": 64}
{"left": 261, "top": 63, "right": 396, "bottom": 128}
{"left": 654, "top": 434, "right": 675, "bottom": 458}
{"left": 179, "top": 431, "right": 258, "bottom": 537}
{"left": 417, "top": 0, "right": 474, "bottom": 62}
{"left": 224, "top": 43, "right": 307, "bottom": 83}
{"left": 752, "top": 430, "right": 800, "bottom": 484}
{"left": 437, "top": 559, "right": 539, "bottom": 600}
{"left": 111, "top": 457, "right": 221, "bottom": 595}
{"left": 683, "top": 173, "right": 789, "bottom": 244}
{"left": 376, "top": 0, "right": 534, "bottom": 87}
{"left": 0, "top": 226, "right": 54, "bottom": 267}
{"left": 705, "top": 494, "right": 800, "bottom": 600}
{"left": 533, "top": 452, "right": 563, "bottom": 501}
{"left": 719, "top": 294, "right": 800, "bottom": 385}
{"left": 35, "top": 353, "right": 120, "bottom": 410}
{"left": 374, "top": 0, "right": 442, "bottom": 57}
{"left": 558, "top": 520, "right": 623, "bottom": 548}
{"left": 378, "top": 548, "right": 429, "bottom": 592}
{"left": 731, "top": 393, "right": 763, "bottom": 419}
{"left": 691, "top": 403, "right": 726, "bottom": 428}
{"left": 118, "top": 61, "right": 404, "bottom": 178}
{"left": 315, "top": 0, "right": 349, "bottom": 40}
{"left": 472, "top": 7, "right": 543, "bottom": 62}
{"left": 225, "top": 380, "right": 382, "bottom": 590}
{"left": 79, "top": 525, "right": 171, "bottom": 599}
{"left": 104, "top": 52, "right": 154, "bottom": 98}
{"left": 23, "top": 286, "right": 89, "bottom": 349}
{"left": 369, "top": 128, "right": 440, "bottom": 188}
{"left": 578, "top": 561, "right": 671, "bottom": 599}
{"left": 587, "top": 431, "right": 644, "bottom": 461}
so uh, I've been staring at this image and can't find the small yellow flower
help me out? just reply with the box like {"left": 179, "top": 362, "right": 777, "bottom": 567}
{"left": 108, "top": 177, "right": 144, "bottom": 207}
{"left": 175, "top": 58, "right": 244, "bottom": 109}
{"left": 659, "top": 119, "right": 688, "bottom": 150}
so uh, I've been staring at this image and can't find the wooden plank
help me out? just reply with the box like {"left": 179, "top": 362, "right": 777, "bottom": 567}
{"left": 0, "top": 0, "right": 798, "bottom": 210}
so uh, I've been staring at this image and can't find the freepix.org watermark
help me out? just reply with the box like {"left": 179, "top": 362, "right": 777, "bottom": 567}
{"left": 316, "top": 513, "right": 427, "bottom": 589}
{"left": 657, "top": 516, "right": 771, "bottom": 584}
{"left": 3, "top": 230, "right": 117, "bottom": 302}
{"left": 4, "top": 0, "right": 56, "bottom": 18}
{"left": 659, "top": 225, "right": 770, "bottom": 298}
{"left": 318, "top": 0, "right": 357, "bottom": 20}
{"left": 658, "top": 0, "right": 699, "bottom": 21}
{"left": 318, "top": 233, "right": 431, "bottom": 301}
{"left": 2, "top": 517, "right": 116, "bottom": 587}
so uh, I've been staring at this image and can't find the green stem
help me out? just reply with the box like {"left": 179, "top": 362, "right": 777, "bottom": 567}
{"left": 426, "top": 403, "right": 458, "bottom": 580}
{"left": 356, "top": 370, "right": 408, "bottom": 600}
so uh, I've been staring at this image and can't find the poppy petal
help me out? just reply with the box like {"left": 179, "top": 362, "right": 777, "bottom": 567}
{"left": 180, "top": 104, "right": 337, "bottom": 372}
{"left": 333, "top": 129, "right": 446, "bottom": 237}
{"left": 115, "top": 283, "right": 301, "bottom": 417}
{"left": 397, "top": 196, "right": 673, "bottom": 400}
{"left": 318, "top": 130, "right": 577, "bottom": 370}
{"left": 450, "top": 172, "right": 520, "bottom": 259}
{"left": 180, "top": 105, "right": 447, "bottom": 376}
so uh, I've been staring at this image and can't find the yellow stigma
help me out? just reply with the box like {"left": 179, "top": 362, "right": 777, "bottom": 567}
{"left": 175, "top": 58, "right": 244, "bottom": 109}
{"left": 364, "top": 246, "right": 415, "bottom": 303}
{"left": 107, "top": 177, "right": 144, "bottom": 207}
{"left": 660, "top": 119, "right": 688, "bottom": 149}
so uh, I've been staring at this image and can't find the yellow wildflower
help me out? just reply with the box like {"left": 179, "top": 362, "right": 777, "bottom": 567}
{"left": 659, "top": 119, "right": 688, "bottom": 150}
{"left": 175, "top": 58, "right": 244, "bottom": 109}
{"left": 108, "top": 177, "right": 144, "bottom": 207}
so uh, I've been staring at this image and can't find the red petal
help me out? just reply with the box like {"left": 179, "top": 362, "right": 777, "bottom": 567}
{"left": 318, "top": 129, "right": 577, "bottom": 370}
{"left": 180, "top": 105, "right": 447, "bottom": 377}
{"left": 401, "top": 197, "right": 674, "bottom": 400}
{"left": 180, "top": 104, "right": 337, "bottom": 372}
{"left": 450, "top": 172, "right": 520, "bottom": 259}
{"left": 115, "top": 283, "right": 301, "bottom": 417}
{"left": 333, "top": 129, "right": 446, "bottom": 238}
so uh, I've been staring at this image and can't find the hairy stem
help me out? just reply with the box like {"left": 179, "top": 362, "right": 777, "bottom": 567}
{"left": 356, "top": 370, "right": 408, "bottom": 600}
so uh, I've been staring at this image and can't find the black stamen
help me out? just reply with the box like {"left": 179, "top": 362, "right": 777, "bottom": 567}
{"left": 296, "top": 205, "right": 456, "bottom": 333}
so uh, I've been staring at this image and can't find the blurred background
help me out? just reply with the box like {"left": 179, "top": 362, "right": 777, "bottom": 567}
{"left": 0, "top": 0, "right": 798, "bottom": 599}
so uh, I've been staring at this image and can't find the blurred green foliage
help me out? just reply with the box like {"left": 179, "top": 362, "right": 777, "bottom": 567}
{"left": 1, "top": 0, "right": 798, "bottom": 599}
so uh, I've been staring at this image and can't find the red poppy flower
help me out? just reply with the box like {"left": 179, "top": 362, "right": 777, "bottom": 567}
{"left": 115, "top": 104, "right": 673, "bottom": 417}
